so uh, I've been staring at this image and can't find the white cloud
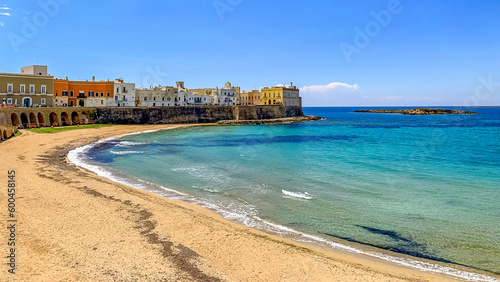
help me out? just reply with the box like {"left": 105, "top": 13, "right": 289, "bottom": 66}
{"left": 0, "top": 7, "right": 10, "bottom": 10}
{"left": 0, "top": 12, "right": 10, "bottom": 16}
{"left": 301, "top": 82, "right": 359, "bottom": 93}
{"left": 300, "top": 82, "right": 362, "bottom": 106}
{"left": 0, "top": 22, "right": 4, "bottom": 27}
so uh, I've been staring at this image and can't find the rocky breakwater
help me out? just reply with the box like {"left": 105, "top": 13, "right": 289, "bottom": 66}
{"left": 354, "top": 108, "right": 479, "bottom": 115}
{"left": 217, "top": 115, "right": 322, "bottom": 125}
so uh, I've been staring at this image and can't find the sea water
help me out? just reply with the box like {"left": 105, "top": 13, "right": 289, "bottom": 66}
{"left": 70, "top": 107, "right": 500, "bottom": 280}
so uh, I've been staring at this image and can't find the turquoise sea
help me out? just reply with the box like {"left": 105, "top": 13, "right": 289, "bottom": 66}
{"left": 70, "top": 107, "right": 500, "bottom": 281}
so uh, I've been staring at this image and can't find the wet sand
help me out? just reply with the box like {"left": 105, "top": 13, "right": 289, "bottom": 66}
{"left": 0, "top": 124, "right": 460, "bottom": 281}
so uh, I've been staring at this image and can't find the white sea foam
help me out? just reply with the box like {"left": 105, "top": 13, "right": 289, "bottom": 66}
{"left": 282, "top": 190, "right": 313, "bottom": 200}
{"left": 115, "top": 141, "right": 147, "bottom": 147}
{"left": 68, "top": 128, "right": 499, "bottom": 282}
{"left": 110, "top": 150, "right": 145, "bottom": 155}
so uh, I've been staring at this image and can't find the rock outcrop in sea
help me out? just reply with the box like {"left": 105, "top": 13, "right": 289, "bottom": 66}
{"left": 354, "top": 108, "right": 479, "bottom": 115}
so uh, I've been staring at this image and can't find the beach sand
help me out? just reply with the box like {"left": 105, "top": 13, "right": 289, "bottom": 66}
{"left": 0, "top": 124, "right": 460, "bottom": 281}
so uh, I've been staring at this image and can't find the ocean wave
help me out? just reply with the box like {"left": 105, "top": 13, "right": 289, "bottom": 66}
{"left": 115, "top": 141, "right": 147, "bottom": 147}
{"left": 110, "top": 150, "right": 145, "bottom": 155}
{"left": 282, "top": 190, "right": 313, "bottom": 200}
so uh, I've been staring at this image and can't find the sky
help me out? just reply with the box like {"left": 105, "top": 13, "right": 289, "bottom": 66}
{"left": 1, "top": 0, "right": 500, "bottom": 106}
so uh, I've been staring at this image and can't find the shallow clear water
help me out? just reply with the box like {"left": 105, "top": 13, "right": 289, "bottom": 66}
{"left": 81, "top": 107, "right": 500, "bottom": 277}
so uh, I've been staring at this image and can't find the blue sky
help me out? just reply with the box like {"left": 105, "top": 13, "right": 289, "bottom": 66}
{"left": 1, "top": 0, "right": 499, "bottom": 106}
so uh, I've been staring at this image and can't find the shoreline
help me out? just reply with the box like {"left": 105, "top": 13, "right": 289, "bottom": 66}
{"left": 1, "top": 124, "right": 497, "bottom": 281}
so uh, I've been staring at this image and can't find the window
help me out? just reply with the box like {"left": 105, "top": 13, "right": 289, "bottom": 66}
{"left": 101, "top": 100, "right": 103, "bottom": 105}
{"left": 79, "top": 91, "right": 84, "bottom": 98}
{"left": 123, "top": 87, "right": 126, "bottom": 92}
{"left": 89, "top": 91, "right": 94, "bottom": 97}
{"left": 70, "top": 90, "right": 74, "bottom": 97}
{"left": 20, "top": 85, "right": 26, "bottom": 94}
{"left": 7, "top": 98, "right": 12, "bottom": 105}
{"left": 162, "top": 97, "right": 164, "bottom": 101}
{"left": 115, "top": 96, "right": 118, "bottom": 101}
{"left": 107, "top": 92, "right": 110, "bottom": 97}
{"left": 41, "top": 85, "right": 46, "bottom": 94}
{"left": 41, "top": 98, "right": 46, "bottom": 105}
{"left": 62, "top": 91, "right": 68, "bottom": 96}
{"left": 123, "top": 95, "right": 126, "bottom": 101}
{"left": 7, "top": 84, "right": 13, "bottom": 94}
{"left": 117, "top": 87, "right": 119, "bottom": 93}
{"left": 101, "top": 92, "right": 104, "bottom": 97}
{"left": 144, "top": 97, "right": 147, "bottom": 101}
{"left": 30, "top": 85, "right": 35, "bottom": 94}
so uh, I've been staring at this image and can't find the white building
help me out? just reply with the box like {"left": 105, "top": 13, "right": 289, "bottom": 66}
{"left": 113, "top": 79, "right": 136, "bottom": 107}
{"left": 136, "top": 85, "right": 178, "bottom": 107}
{"left": 283, "top": 85, "right": 301, "bottom": 107}
{"left": 212, "top": 82, "right": 236, "bottom": 106}
{"left": 186, "top": 92, "right": 214, "bottom": 105}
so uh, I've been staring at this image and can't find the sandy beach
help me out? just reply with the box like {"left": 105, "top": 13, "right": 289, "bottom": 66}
{"left": 0, "top": 124, "right": 463, "bottom": 281}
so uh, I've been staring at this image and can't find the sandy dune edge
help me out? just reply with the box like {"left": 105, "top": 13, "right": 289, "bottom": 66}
{"left": 0, "top": 124, "right": 459, "bottom": 281}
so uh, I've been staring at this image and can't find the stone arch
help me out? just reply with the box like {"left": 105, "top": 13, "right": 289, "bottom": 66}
{"left": 61, "top": 112, "right": 70, "bottom": 126}
{"left": 49, "top": 112, "right": 59, "bottom": 126}
{"left": 71, "top": 112, "right": 80, "bottom": 123}
{"left": 11, "top": 113, "right": 20, "bottom": 127}
{"left": 81, "top": 111, "right": 89, "bottom": 123}
{"left": 38, "top": 113, "right": 45, "bottom": 125}
{"left": 20, "top": 113, "right": 29, "bottom": 127}
{"left": 29, "top": 112, "right": 37, "bottom": 125}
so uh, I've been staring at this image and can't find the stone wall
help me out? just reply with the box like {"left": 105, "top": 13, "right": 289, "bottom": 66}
{"left": 94, "top": 105, "right": 303, "bottom": 124}
{"left": 0, "top": 105, "right": 303, "bottom": 140}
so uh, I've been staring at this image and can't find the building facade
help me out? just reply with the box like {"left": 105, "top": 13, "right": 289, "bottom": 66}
{"left": 54, "top": 77, "right": 115, "bottom": 107}
{"left": 242, "top": 90, "right": 261, "bottom": 105}
{"left": 136, "top": 86, "right": 178, "bottom": 107}
{"left": 0, "top": 65, "right": 54, "bottom": 107}
{"left": 213, "top": 82, "right": 237, "bottom": 106}
{"left": 239, "top": 91, "right": 249, "bottom": 105}
{"left": 113, "top": 79, "right": 136, "bottom": 107}
{"left": 261, "top": 85, "right": 300, "bottom": 106}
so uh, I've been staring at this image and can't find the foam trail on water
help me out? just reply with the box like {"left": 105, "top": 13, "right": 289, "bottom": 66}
{"left": 282, "top": 190, "right": 313, "bottom": 200}
{"left": 110, "top": 150, "right": 145, "bottom": 155}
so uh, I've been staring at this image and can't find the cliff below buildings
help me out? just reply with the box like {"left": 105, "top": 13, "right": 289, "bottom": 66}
{"left": 93, "top": 105, "right": 304, "bottom": 124}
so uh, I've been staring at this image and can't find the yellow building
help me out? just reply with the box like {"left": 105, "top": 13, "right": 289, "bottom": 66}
{"left": 261, "top": 85, "right": 300, "bottom": 106}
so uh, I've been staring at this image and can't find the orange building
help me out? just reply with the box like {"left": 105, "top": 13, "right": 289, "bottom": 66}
{"left": 54, "top": 77, "right": 114, "bottom": 107}
{"left": 247, "top": 90, "right": 262, "bottom": 105}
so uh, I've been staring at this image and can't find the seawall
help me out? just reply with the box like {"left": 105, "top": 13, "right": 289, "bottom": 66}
{"left": 0, "top": 105, "right": 304, "bottom": 140}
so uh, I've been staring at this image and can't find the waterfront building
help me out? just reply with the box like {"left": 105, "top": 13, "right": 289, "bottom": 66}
{"left": 261, "top": 84, "right": 301, "bottom": 106}
{"left": 113, "top": 79, "right": 136, "bottom": 107}
{"left": 213, "top": 82, "right": 237, "bottom": 106}
{"left": 239, "top": 91, "right": 249, "bottom": 105}
{"left": 54, "top": 77, "right": 114, "bottom": 107}
{"left": 242, "top": 90, "right": 261, "bottom": 105}
{"left": 186, "top": 92, "right": 214, "bottom": 105}
{"left": 136, "top": 85, "right": 178, "bottom": 107}
{"left": 0, "top": 65, "right": 54, "bottom": 107}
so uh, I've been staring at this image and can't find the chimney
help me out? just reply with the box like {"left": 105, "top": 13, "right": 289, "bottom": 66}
{"left": 92, "top": 76, "right": 95, "bottom": 82}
